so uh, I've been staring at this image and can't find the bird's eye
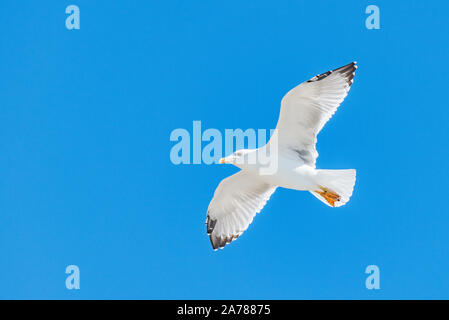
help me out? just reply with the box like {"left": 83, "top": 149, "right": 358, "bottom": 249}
{"left": 236, "top": 152, "right": 242, "bottom": 156}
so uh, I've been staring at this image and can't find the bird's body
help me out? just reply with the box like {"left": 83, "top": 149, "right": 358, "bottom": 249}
{"left": 232, "top": 147, "right": 317, "bottom": 191}
{"left": 206, "top": 62, "right": 358, "bottom": 250}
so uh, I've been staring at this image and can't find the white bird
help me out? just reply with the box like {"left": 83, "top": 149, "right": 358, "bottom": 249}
{"left": 206, "top": 62, "right": 357, "bottom": 250}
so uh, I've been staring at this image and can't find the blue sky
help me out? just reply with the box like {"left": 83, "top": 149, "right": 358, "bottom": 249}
{"left": 1, "top": 1, "right": 448, "bottom": 299}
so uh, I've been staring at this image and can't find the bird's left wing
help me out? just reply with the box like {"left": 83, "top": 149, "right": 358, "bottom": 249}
{"left": 206, "top": 171, "right": 277, "bottom": 250}
{"left": 268, "top": 62, "right": 357, "bottom": 166}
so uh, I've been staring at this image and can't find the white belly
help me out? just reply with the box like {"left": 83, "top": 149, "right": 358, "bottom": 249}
{"left": 244, "top": 154, "right": 318, "bottom": 191}
{"left": 267, "top": 165, "right": 317, "bottom": 190}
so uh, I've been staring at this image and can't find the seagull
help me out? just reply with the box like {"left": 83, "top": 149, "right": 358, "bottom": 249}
{"left": 206, "top": 62, "right": 357, "bottom": 250}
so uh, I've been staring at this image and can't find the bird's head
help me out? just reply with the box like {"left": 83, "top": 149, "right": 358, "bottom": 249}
{"left": 219, "top": 149, "right": 255, "bottom": 167}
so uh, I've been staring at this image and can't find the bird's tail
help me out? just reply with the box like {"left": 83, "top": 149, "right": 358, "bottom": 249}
{"left": 310, "top": 169, "right": 356, "bottom": 207}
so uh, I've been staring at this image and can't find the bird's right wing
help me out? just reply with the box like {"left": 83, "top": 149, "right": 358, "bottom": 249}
{"left": 268, "top": 62, "right": 357, "bottom": 166}
{"left": 206, "top": 171, "right": 277, "bottom": 250}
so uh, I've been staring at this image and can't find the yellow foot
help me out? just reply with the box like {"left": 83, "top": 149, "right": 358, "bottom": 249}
{"left": 315, "top": 186, "right": 341, "bottom": 207}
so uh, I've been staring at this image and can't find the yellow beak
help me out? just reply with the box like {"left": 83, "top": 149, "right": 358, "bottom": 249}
{"left": 219, "top": 158, "right": 226, "bottom": 164}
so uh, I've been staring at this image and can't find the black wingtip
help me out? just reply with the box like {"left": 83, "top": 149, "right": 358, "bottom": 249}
{"left": 205, "top": 215, "right": 217, "bottom": 235}
{"left": 333, "top": 61, "right": 357, "bottom": 73}
{"left": 332, "top": 61, "right": 358, "bottom": 86}
{"left": 209, "top": 235, "right": 219, "bottom": 250}
{"left": 307, "top": 61, "right": 357, "bottom": 84}
{"left": 209, "top": 232, "right": 240, "bottom": 251}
